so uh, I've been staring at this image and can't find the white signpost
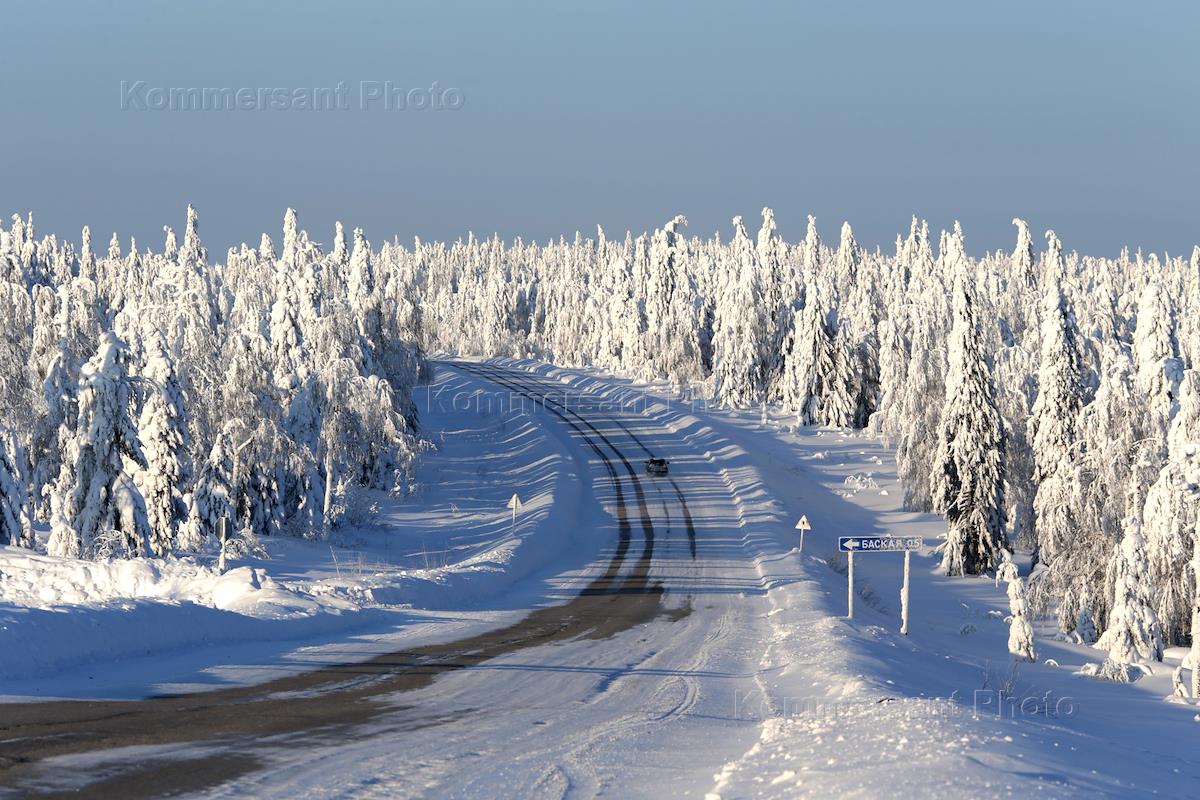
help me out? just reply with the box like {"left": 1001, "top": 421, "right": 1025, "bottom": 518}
{"left": 795, "top": 515, "right": 812, "bottom": 554}
{"left": 838, "top": 535, "right": 922, "bottom": 632}
{"left": 217, "top": 517, "right": 230, "bottom": 574}
{"left": 507, "top": 493, "right": 523, "bottom": 534}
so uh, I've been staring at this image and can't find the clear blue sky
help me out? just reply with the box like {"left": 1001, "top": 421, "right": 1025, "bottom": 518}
{"left": 1, "top": 1, "right": 1196, "bottom": 257}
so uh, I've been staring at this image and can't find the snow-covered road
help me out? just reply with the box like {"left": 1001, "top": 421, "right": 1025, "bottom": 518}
{"left": 1, "top": 361, "right": 780, "bottom": 797}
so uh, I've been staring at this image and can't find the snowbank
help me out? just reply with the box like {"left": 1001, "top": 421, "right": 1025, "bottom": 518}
{"left": 0, "top": 364, "right": 596, "bottom": 697}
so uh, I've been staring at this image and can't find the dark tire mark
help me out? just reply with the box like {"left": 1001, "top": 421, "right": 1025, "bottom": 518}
{"left": 455, "top": 363, "right": 659, "bottom": 576}
{"left": 465, "top": 363, "right": 698, "bottom": 561}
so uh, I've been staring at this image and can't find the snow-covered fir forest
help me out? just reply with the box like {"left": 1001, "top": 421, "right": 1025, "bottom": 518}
{"left": 1, "top": 205, "right": 1197, "bottom": 668}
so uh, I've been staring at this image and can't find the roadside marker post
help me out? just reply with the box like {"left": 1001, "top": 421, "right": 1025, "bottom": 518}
{"left": 795, "top": 515, "right": 811, "bottom": 554}
{"left": 838, "top": 536, "right": 921, "bottom": 631}
{"left": 847, "top": 549, "right": 854, "bottom": 619}
{"left": 507, "top": 493, "right": 523, "bottom": 534}
{"left": 217, "top": 517, "right": 230, "bottom": 574}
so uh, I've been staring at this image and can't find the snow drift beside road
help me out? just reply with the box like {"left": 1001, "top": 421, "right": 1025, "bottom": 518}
{"left": 0, "top": 550, "right": 324, "bottom": 616}
{"left": 0, "top": 364, "right": 594, "bottom": 696}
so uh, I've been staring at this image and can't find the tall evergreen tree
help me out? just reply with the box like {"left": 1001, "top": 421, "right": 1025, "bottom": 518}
{"left": 134, "top": 326, "right": 191, "bottom": 557}
{"left": 931, "top": 231, "right": 1008, "bottom": 575}
{"left": 1030, "top": 260, "right": 1086, "bottom": 614}
{"left": 48, "top": 331, "right": 149, "bottom": 558}
{"left": 180, "top": 432, "right": 234, "bottom": 553}
{"left": 0, "top": 428, "right": 29, "bottom": 547}
{"left": 1096, "top": 489, "right": 1164, "bottom": 676}
{"left": 711, "top": 217, "right": 766, "bottom": 406}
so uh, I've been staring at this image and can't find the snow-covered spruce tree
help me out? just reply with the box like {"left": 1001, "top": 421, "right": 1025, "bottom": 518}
{"left": 1142, "top": 370, "right": 1200, "bottom": 644}
{"left": 776, "top": 273, "right": 860, "bottom": 428}
{"left": 318, "top": 358, "right": 409, "bottom": 524}
{"left": 837, "top": 223, "right": 881, "bottom": 425}
{"left": 1007, "top": 574, "right": 1037, "bottom": 662}
{"left": 645, "top": 216, "right": 684, "bottom": 372}
{"left": 893, "top": 230, "right": 947, "bottom": 511}
{"left": 1010, "top": 218, "right": 1038, "bottom": 341}
{"left": 711, "top": 217, "right": 767, "bottom": 407}
{"left": 931, "top": 230, "right": 1008, "bottom": 576}
{"left": 48, "top": 331, "right": 150, "bottom": 559}
{"left": 27, "top": 285, "right": 60, "bottom": 519}
{"left": 756, "top": 207, "right": 792, "bottom": 387}
{"left": 1073, "top": 344, "right": 1142, "bottom": 625}
{"left": 134, "top": 325, "right": 191, "bottom": 557}
{"left": 1028, "top": 255, "right": 1087, "bottom": 623}
{"left": 1095, "top": 489, "right": 1164, "bottom": 679}
{"left": 1133, "top": 279, "right": 1183, "bottom": 443}
{"left": 347, "top": 225, "right": 383, "bottom": 365}
{"left": 1031, "top": 246, "right": 1084, "bottom": 495}
{"left": 648, "top": 215, "right": 704, "bottom": 387}
{"left": 869, "top": 309, "right": 908, "bottom": 439}
{"left": 992, "top": 345, "right": 1038, "bottom": 551}
{"left": 180, "top": 432, "right": 234, "bottom": 552}
{"left": 996, "top": 555, "right": 1035, "bottom": 673}
{"left": 0, "top": 428, "right": 30, "bottom": 547}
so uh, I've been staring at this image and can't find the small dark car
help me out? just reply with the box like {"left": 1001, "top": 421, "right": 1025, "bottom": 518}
{"left": 645, "top": 458, "right": 669, "bottom": 476}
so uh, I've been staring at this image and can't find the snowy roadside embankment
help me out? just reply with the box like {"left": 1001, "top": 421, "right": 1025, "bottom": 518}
{"left": 503, "top": 360, "right": 1200, "bottom": 798}
{"left": 0, "top": 555, "right": 363, "bottom": 686}
{"left": 0, "top": 364, "right": 593, "bottom": 698}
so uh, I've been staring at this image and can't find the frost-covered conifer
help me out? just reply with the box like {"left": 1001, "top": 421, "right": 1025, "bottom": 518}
{"left": 181, "top": 433, "right": 234, "bottom": 552}
{"left": 1096, "top": 491, "right": 1164, "bottom": 675}
{"left": 1031, "top": 270, "right": 1083, "bottom": 489}
{"left": 282, "top": 208, "right": 300, "bottom": 267}
{"left": 48, "top": 331, "right": 149, "bottom": 558}
{"left": 1142, "top": 371, "right": 1200, "bottom": 643}
{"left": 1029, "top": 264, "right": 1086, "bottom": 615}
{"left": 932, "top": 230, "right": 1007, "bottom": 575}
{"left": 1007, "top": 576, "right": 1037, "bottom": 662}
{"left": 712, "top": 217, "right": 766, "bottom": 406}
{"left": 134, "top": 326, "right": 191, "bottom": 556}
{"left": 1133, "top": 280, "right": 1182, "bottom": 436}
{"left": 0, "top": 428, "right": 30, "bottom": 547}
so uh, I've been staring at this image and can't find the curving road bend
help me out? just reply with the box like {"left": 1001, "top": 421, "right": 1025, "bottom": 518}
{"left": 0, "top": 361, "right": 773, "bottom": 799}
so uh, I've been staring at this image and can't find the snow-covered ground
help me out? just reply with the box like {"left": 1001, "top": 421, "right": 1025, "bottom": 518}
{"left": 0, "top": 366, "right": 603, "bottom": 700}
{"left": 522, "top": 361, "right": 1200, "bottom": 798}
{"left": 3, "top": 360, "right": 1197, "bottom": 797}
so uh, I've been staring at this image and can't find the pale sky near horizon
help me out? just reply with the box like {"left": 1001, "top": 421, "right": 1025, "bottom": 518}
{"left": 1, "top": 1, "right": 1196, "bottom": 259}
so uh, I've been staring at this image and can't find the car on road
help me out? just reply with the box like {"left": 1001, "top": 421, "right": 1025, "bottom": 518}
{"left": 644, "top": 457, "right": 669, "bottom": 476}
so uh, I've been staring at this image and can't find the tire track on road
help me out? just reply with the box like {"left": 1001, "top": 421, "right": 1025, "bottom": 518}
{"left": 454, "top": 362, "right": 660, "bottom": 581}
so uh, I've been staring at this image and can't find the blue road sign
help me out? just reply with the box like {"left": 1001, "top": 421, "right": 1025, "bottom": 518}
{"left": 839, "top": 535, "right": 922, "bottom": 552}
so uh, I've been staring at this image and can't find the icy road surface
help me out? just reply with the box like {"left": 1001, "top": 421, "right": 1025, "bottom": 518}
{"left": 0, "top": 362, "right": 773, "bottom": 797}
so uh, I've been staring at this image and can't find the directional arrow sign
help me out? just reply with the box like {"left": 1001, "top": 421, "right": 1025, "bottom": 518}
{"left": 839, "top": 535, "right": 922, "bottom": 553}
{"left": 839, "top": 536, "right": 923, "bottom": 626}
